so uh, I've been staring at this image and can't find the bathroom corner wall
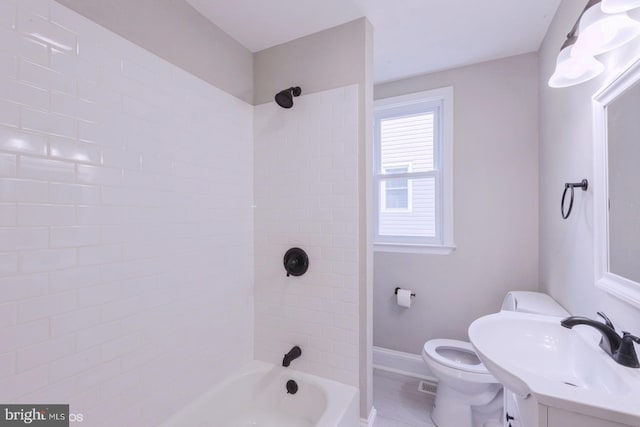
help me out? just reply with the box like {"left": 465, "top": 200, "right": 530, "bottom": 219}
{"left": 373, "top": 53, "right": 540, "bottom": 354}
{"left": 0, "top": 1, "right": 254, "bottom": 425}
{"left": 539, "top": 1, "right": 640, "bottom": 332}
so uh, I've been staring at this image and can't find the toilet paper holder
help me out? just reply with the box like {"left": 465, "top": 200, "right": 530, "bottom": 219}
{"left": 394, "top": 287, "right": 416, "bottom": 297}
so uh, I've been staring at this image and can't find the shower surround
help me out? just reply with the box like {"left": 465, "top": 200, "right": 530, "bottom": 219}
{"left": 0, "top": 2, "right": 253, "bottom": 425}
{"left": 254, "top": 86, "right": 361, "bottom": 387}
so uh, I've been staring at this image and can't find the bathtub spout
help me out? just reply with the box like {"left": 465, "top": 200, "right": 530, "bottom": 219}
{"left": 282, "top": 346, "right": 302, "bottom": 367}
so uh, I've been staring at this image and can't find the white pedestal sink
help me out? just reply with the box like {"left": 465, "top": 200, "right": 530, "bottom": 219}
{"left": 469, "top": 311, "right": 640, "bottom": 426}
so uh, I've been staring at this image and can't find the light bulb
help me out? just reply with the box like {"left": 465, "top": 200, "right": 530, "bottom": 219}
{"left": 601, "top": 0, "right": 640, "bottom": 13}
{"left": 573, "top": 6, "right": 640, "bottom": 56}
{"left": 548, "top": 46, "right": 605, "bottom": 88}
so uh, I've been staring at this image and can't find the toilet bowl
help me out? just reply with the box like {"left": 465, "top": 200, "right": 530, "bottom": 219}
{"left": 422, "top": 339, "right": 501, "bottom": 427}
{"left": 422, "top": 291, "right": 570, "bottom": 427}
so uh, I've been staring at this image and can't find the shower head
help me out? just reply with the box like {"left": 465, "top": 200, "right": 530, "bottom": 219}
{"left": 275, "top": 86, "right": 302, "bottom": 109}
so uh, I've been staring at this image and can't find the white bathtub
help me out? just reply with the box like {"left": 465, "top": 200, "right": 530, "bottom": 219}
{"left": 160, "top": 360, "right": 359, "bottom": 427}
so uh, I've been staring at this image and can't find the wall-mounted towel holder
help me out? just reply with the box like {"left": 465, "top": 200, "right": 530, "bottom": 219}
{"left": 561, "top": 179, "right": 588, "bottom": 219}
{"left": 394, "top": 287, "right": 416, "bottom": 297}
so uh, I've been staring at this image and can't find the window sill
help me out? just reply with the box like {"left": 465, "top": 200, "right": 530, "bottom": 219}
{"left": 373, "top": 242, "right": 456, "bottom": 255}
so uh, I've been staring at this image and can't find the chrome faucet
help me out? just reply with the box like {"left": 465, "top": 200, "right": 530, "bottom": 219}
{"left": 561, "top": 312, "right": 640, "bottom": 368}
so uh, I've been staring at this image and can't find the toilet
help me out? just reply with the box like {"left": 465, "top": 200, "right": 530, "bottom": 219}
{"left": 422, "top": 291, "right": 569, "bottom": 427}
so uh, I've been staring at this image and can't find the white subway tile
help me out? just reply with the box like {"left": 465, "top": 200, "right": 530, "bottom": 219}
{"left": 50, "top": 226, "right": 100, "bottom": 248}
{"left": 77, "top": 244, "right": 121, "bottom": 266}
{"left": 0, "top": 203, "right": 16, "bottom": 225}
{"left": 0, "top": 153, "right": 16, "bottom": 176}
{"left": 76, "top": 206, "right": 122, "bottom": 225}
{"left": 73, "top": 358, "right": 121, "bottom": 392}
{"left": 17, "top": 203, "right": 75, "bottom": 226}
{"left": 49, "top": 136, "right": 101, "bottom": 164}
{"left": 22, "top": 108, "right": 78, "bottom": 139}
{"left": 48, "top": 265, "right": 103, "bottom": 293}
{"left": 0, "top": 364, "right": 48, "bottom": 401}
{"left": 0, "top": 178, "right": 47, "bottom": 202}
{"left": 18, "top": 377, "right": 75, "bottom": 403}
{"left": 0, "top": 25, "right": 49, "bottom": 65}
{"left": 0, "top": 73, "right": 49, "bottom": 110}
{"left": 50, "top": 306, "right": 100, "bottom": 337}
{"left": 0, "top": 98, "right": 19, "bottom": 127}
{"left": 101, "top": 295, "right": 141, "bottom": 322}
{"left": 101, "top": 334, "right": 142, "bottom": 362}
{"left": 19, "top": 248, "right": 76, "bottom": 273}
{"left": 77, "top": 283, "right": 122, "bottom": 307}
{"left": 0, "top": 126, "right": 47, "bottom": 155}
{"left": 0, "top": 253, "right": 17, "bottom": 276}
{"left": 49, "top": 347, "right": 102, "bottom": 383}
{"left": 19, "top": 155, "right": 76, "bottom": 183}
{"left": 76, "top": 321, "right": 121, "bottom": 351}
{"left": 0, "top": 0, "right": 16, "bottom": 29}
{"left": 17, "top": 9, "right": 76, "bottom": 53}
{"left": 17, "top": 0, "right": 48, "bottom": 19}
{"left": 0, "top": 303, "right": 17, "bottom": 328}
{"left": 0, "top": 274, "right": 47, "bottom": 303}
{"left": 17, "top": 291, "right": 76, "bottom": 322}
{"left": 0, "top": 52, "right": 17, "bottom": 79}
{"left": 49, "top": 182, "right": 100, "bottom": 205}
{"left": 0, "top": 352, "right": 15, "bottom": 379}
{"left": 101, "top": 147, "right": 141, "bottom": 170}
{"left": 77, "top": 164, "right": 122, "bottom": 185}
{"left": 16, "top": 335, "right": 75, "bottom": 372}
{"left": 0, "top": 227, "right": 48, "bottom": 250}
{"left": 0, "top": 318, "right": 48, "bottom": 353}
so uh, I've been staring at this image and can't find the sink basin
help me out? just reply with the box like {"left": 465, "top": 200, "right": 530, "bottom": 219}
{"left": 469, "top": 311, "right": 640, "bottom": 423}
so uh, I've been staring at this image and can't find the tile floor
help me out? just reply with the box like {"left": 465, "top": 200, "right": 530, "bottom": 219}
{"left": 373, "top": 369, "right": 436, "bottom": 427}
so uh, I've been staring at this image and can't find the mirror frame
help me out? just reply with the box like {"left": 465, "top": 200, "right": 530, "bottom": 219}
{"left": 593, "top": 58, "right": 640, "bottom": 309}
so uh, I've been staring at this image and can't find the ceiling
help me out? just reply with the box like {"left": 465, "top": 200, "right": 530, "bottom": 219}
{"left": 186, "top": 0, "right": 562, "bottom": 83}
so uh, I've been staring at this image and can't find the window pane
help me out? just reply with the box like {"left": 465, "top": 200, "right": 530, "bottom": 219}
{"left": 379, "top": 176, "right": 436, "bottom": 237}
{"left": 380, "top": 113, "right": 434, "bottom": 173}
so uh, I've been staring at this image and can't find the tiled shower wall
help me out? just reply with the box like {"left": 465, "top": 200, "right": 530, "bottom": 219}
{"left": 0, "top": 1, "right": 254, "bottom": 425}
{"left": 254, "top": 86, "right": 360, "bottom": 386}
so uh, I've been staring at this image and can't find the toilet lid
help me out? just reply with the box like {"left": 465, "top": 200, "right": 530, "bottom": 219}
{"left": 423, "top": 339, "right": 490, "bottom": 374}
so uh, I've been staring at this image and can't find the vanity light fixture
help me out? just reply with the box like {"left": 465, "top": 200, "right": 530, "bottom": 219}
{"left": 601, "top": 0, "right": 640, "bottom": 13}
{"left": 573, "top": 0, "right": 640, "bottom": 56}
{"left": 549, "top": 24, "right": 605, "bottom": 88}
{"left": 549, "top": 0, "right": 640, "bottom": 88}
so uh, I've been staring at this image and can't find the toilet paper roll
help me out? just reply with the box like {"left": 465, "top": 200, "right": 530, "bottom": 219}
{"left": 396, "top": 288, "right": 413, "bottom": 308}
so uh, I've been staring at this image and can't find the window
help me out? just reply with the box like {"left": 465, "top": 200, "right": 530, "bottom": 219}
{"left": 381, "top": 165, "right": 411, "bottom": 212}
{"left": 373, "top": 87, "right": 454, "bottom": 253}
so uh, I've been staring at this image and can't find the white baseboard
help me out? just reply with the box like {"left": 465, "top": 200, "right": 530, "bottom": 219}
{"left": 360, "top": 406, "right": 376, "bottom": 427}
{"left": 372, "top": 346, "right": 437, "bottom": 382}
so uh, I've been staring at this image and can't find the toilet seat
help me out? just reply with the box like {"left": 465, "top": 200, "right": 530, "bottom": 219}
{"left": 423, "top": 339, "right": 489, "bottom": 375}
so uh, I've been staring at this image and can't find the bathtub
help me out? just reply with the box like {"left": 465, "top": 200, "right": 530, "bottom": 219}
{"left": 159, "top": 360, "right": 359, "bottom": 427}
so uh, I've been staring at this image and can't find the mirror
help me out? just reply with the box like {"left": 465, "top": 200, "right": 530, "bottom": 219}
{"left": 593, "top": 59, "right": 640, "bottom": 308}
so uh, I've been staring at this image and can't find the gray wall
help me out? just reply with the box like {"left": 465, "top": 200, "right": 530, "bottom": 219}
{"left": 54, "top": 0, "right": 253, "bottom": 103}
{"left": 374, "top": 53, "right": 540, "bottom": 354}
{"left": 539, "top": 0, "right": 640, "bottom": 333}
{"left": 253, "top": 18, "right": 370, "bottom": 105}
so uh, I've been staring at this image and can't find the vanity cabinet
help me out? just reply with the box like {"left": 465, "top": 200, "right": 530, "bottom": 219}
{"left": 504, "top": 389, "right": 637, "bottom": 427}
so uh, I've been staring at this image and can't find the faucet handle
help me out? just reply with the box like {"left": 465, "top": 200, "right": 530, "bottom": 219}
{"left": 597, "top": 312, "right": 615, "bottom": 330}
{"left": 622, "top": 332, "right": 640, "bottom": 344}
{"left": 615, "top": 332, "right": 640, "bottom": 368}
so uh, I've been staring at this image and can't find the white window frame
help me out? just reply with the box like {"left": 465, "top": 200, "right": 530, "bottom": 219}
{"left": 373, "top": 87, "right": 455, "bottom": 255}
{"left": 380, "top": 163, "right": 413, "bottom": 213}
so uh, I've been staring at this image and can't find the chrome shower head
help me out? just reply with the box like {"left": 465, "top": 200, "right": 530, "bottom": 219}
{"left": 275, "top": 86, "right": 302, "bottom": 109}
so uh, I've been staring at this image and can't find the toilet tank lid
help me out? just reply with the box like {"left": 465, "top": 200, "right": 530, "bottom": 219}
{"left": 501, "top": 291, "right": 570, "bottom": 317}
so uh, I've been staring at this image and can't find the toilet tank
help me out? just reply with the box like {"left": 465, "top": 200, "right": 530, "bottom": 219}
{"left": 501, "top": 291, "right": 569, "bottom": 317}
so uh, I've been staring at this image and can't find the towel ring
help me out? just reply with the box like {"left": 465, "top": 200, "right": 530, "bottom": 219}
{"left": 561, "top": 179, "right": 588, "bottom": 219}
